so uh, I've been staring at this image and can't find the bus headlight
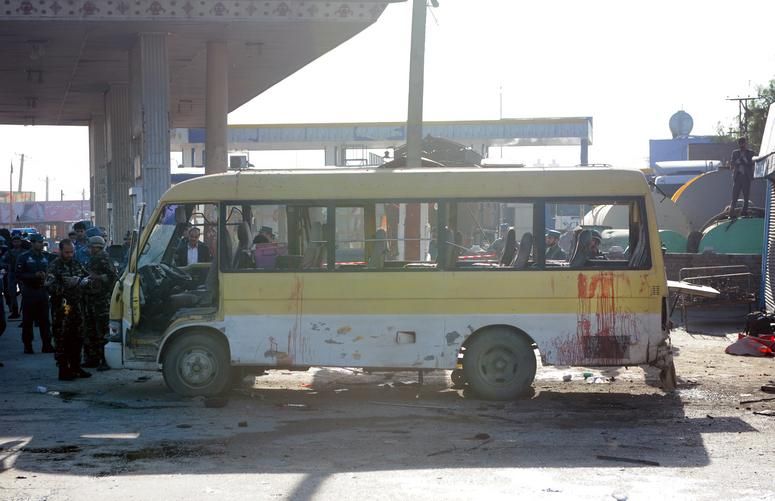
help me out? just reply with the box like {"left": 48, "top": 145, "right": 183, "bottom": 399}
{"left": 108, "top": 321, "right": 122, "bottom": 343}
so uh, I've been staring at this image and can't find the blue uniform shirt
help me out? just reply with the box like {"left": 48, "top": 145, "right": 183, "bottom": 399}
{"left": 16, "top": 250, "right": 51, "bottom": 290}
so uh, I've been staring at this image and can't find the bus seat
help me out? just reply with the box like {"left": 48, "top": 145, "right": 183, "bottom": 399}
{"left": 568, "top": 229, "right": 591, "bottom": 268}
{"left": 512, "top": 232, "right": 533, "bottom": 269}
{"left": 499, "top": 228, "right": 517, "bottom": 266}
{"left": 232, "top": 221, "right": 254, "bottom": 269}
{"left": 368, "top": 228, "right": 388, "bottom": 269}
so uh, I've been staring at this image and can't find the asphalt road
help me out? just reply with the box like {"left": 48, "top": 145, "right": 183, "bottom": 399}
{"left": 1, "top": 317, "right": 774, "bottom": 501}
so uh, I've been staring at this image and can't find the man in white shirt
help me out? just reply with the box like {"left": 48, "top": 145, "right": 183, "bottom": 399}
{"left": 175, "top": 227, "right": 211, "bottom": 266}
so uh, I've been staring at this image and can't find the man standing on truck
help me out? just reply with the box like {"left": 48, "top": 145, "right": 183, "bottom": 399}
{"left": 729, "top": 137, "right": 756, "bottom": 219}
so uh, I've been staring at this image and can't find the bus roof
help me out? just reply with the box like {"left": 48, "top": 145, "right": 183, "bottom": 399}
{"left": 159, "top": 167, "right": 650, "bottom": 203}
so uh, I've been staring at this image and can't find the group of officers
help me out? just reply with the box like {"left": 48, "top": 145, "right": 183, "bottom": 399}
{"left": 1, "top": 221, "right": 118, "bottom": 381}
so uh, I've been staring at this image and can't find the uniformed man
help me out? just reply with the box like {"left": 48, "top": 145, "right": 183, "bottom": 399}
{"left": 16, "top": 234, "right": 53, "bottom": 354}
{"left": 545, "top": 230, "right": 566, "bottom": 260}
{"left": 46, "top": 239, "right": 90, "bottom": 380}
{"left": 75, "top": 227, "right": 100, "bottom": 266}
{"left": 82, "top": 235, "right": 118, "bottom": 370}
{"left": 5, "top": 235, "right": 24, "bottom": 319}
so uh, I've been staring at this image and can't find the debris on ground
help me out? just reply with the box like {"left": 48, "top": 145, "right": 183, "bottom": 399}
{"left": 276, "top": 403, "right": 310, "bottom": 410}
{"left": 761, "top": 383, "right": 775, "bottom": 394}
{"left": 562, "top": 374, "right": 572, "bottom": 382}
{"left": 595, "top": 455, "right": 660, "bottom": 466}
{"left": 753, "top": 410, "right": 775, "bottom": 417}
{"left": 238, "top": 421, "right": 248, "bottom": 427}
{"left": 203, "top": 397, "right": 229, "bottom": 408}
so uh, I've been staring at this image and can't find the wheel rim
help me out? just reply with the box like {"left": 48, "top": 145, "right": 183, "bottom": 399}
{"left": 476, "top": 344, "right": 519, "bottom": 386}
{"left": 178, "top": 347, "right": 219, "bottom": 388}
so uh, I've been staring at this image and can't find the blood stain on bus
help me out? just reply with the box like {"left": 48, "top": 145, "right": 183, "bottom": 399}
{"left": 286, "top": 277, "right": 306, "bottom": 365}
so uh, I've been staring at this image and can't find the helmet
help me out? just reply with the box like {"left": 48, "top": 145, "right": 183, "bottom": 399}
{"left": 88, "top": 236, "right": 106, "bottom": 248}
{"left": 85, "top": 227, "right": 102, "bottom": 238}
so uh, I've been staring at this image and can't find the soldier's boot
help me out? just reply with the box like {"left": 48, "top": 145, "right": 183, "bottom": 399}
{"left": 23, "top": 343, "right": 34, "bottom": 354}
{"left": 74, "top": 368, "right": 92, "bottom": 378}
{"left": 58, "top": 365, "right": 76, "bottom": 381}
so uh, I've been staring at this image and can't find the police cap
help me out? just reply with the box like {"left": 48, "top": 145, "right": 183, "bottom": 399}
{"left": 29, "top": 234, "right": 44, "bottom": 243}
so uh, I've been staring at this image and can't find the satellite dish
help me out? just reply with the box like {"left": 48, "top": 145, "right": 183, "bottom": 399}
{"left": 669, "top": 110, "right": 694, "bottom": 138}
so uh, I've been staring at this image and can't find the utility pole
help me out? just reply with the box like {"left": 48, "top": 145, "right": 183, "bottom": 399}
{"left": 60, "top": 189, "right": 64, "bottom": 201}
{"left": 45, "top": 176, "right": 49, "bottom": 201}
{"left": 17, "top": 153, "right": 24, "bottom": 193}
{"left": 406, "top": 0, "right": 429, "bottom": 168}
{"left": 726, "top": 96, "right": 758, "bottom": 137}
{"left": 9, "top": 161, "right": 13, "bottom": 227}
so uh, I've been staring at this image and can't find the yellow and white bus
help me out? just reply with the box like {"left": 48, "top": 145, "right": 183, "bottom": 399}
{"left": 108, "top": 167, "right": 675, "bottom": 400}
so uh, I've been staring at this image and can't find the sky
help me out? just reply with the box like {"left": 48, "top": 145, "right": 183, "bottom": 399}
{"left": 2, "top": 0, "right": 775, "bottom": 200}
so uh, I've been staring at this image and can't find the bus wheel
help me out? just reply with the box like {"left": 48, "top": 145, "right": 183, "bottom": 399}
{"left": 162, "top": 333, "right": 230, "bottom": 397}
{"left": 463, "top": 328, "right": 536, "bottom": 400}
{"left": 450, "top": 369, "right": 467, "bottom": 389}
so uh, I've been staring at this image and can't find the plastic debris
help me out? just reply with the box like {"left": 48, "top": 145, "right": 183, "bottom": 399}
{"left": 562, "top": 374, "right": 572, "bottom": 382}
{"left": 36, "top": 386, "right": 47, "bottom": 394}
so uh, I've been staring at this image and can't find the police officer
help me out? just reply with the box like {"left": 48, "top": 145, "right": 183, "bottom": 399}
{"left": 82, "top": 235, "right": 118, "bottom": 370}
{"left": 16, "top": 234, "right": 53, "bottom": 354}
{"left": 5, "top": 235, "right": 24, "bottom": 319}
{"left": 46, "top": 239, "right": 90, "bottom": 380}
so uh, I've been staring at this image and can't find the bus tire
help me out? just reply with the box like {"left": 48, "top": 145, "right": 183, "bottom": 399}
{"left": 463, "top": 328, "right": 536, "bottom": 400}
{"left": 450, "top": 369, "right": 467, "bottom": 389}
{"left": 162, "top": 332, "right": 230, "bottom": 397}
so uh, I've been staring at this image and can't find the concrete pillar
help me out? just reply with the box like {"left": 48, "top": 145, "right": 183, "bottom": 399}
{"left": 205, "top": 41, "right": 229, "bottom": 175}
{"left": 580, "top": 138, "right": 589, "bottom": 166}
{"left": 324, "top": 145, "right": 339, "bottom": 166}
{"left": 130, "top": 33, "right": 171, "bottom": 219}
{"left": 88, "top": 114, "right": 108, "bottom": 230}
{"left": 105, "top": 84, "right": 134, "bottom": 240}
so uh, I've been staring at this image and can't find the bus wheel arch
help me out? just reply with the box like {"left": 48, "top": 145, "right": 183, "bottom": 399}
{"left": 160, "top": 327, "right": 232, "bottom": 397}
{"left": 460, "top": 324, "right": 537, "bottom": 401}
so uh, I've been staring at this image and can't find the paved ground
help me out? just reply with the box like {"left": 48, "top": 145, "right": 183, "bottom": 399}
{"left": 1, "top": 312, "right": 774, "bottom": 501}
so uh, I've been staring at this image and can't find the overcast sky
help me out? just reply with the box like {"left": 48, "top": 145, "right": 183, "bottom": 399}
{"left": 2, "top": 0, "right": 775, "bottom": 200}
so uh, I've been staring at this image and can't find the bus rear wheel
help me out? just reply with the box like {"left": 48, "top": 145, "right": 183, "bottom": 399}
{"left": 463, "top": 328, "right": 536, "bottom": 400}
{"left": 162, "top": 333, "right": 230, "bottom": 397}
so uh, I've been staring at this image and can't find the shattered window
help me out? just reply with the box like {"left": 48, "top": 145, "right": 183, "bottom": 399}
{"left": 333, "top": 202, "right": 437, "bottom": 271}
{"left": 544, "top": 200, "right": 650, "bottom": 269}
{"left": 222, "top": 203, "right": 328, "bottom": 271}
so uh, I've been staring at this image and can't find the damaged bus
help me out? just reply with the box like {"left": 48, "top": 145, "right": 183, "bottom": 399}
{"left": 107, "top": 167, "right": 675, "bottom": 400}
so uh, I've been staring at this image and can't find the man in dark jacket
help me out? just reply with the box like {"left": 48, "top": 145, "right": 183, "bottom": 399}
{"left": 729, "top": 137, "right": 756, "bottom": 219}
{"left": 16, "top": 234, "right": 53, "bottom": 354}
{"left": 174, "top": 227, "right": 211, "bottom": 266}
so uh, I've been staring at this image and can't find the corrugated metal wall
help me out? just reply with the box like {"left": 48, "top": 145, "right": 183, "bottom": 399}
{"left": 764, "top": 180, "right": 775, "bottom": 311}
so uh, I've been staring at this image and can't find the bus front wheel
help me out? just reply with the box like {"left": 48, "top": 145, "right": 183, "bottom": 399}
{"left": 162, "top": 333, "right": 231, "bottom": 397}
{"left": 463, "top": 328, "right": 536, "bottom": 400}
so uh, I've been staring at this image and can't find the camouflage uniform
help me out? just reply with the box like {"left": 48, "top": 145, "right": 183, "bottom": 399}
{"left": 82, "top": 249, "right": 118, "bottom": 366}
{"left": 46, "top": 256, "right": 87, "bottom": 372}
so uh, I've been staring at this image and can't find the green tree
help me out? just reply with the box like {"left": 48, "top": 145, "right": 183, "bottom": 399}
{"left": 742, "top": 77, "right": 775, "bottom": 152}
